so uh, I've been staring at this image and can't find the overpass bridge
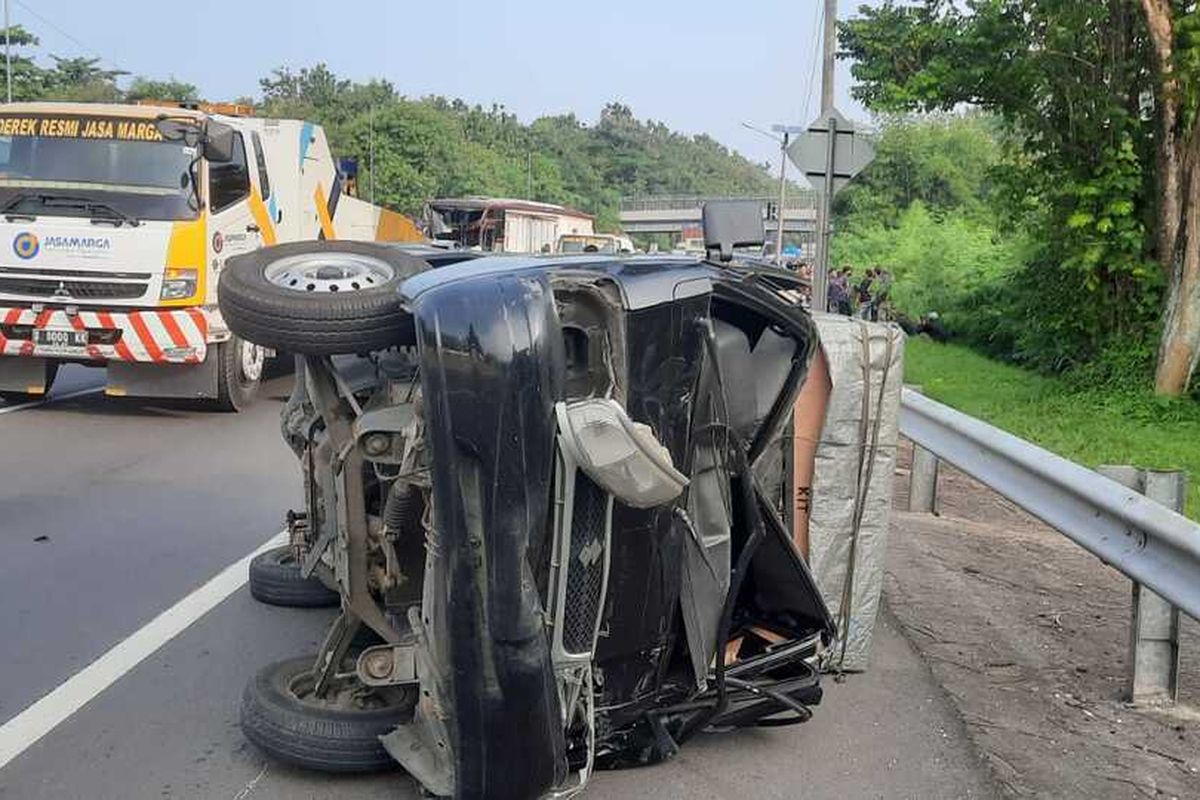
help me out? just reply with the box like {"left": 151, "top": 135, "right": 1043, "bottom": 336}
{"left": 619, "top": 194, "right": 819, "bottom": 254}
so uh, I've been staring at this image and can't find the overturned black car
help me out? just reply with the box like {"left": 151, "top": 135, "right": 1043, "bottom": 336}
{"left": 218, "top": 230, "right": 837, "bottom": 799}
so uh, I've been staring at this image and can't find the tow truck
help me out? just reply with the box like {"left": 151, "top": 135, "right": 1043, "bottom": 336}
{"left": 0, "top": 101, "right": 423, "bottom": 409}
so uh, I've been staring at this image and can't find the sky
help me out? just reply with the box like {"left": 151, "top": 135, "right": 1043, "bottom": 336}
{"left": 11, "top": 0, "right": 877, "bottom": 177}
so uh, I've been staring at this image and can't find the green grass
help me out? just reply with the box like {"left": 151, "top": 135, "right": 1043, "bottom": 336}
{"left": 904, "top": 337, "right": 1200, "bottom": 519}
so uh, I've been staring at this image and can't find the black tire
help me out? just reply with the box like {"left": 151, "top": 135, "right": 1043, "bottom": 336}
{"left": 212, "top": 334, "right": 261, "bottom": 412}
{"left": 249, "top": 546, "right": 339, "bottom": 608}
{"left": 0, "top": 360, "right": 58, "bottom": 404}
{"left": 218, "top": 241, "right": 430, "bottom": 356}
{"left": 240, "top": 656, "right": 415, "bottom": 774}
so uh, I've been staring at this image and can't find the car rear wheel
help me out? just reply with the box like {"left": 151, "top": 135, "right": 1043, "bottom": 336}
{"left": 248, "top": 545, "right": 339, "bottom": 608}
{"left": 240, "top": 656, "right": 415, "bottom": 774}
{"left": 218, "top": 242, "right": 430, "bottom": 356}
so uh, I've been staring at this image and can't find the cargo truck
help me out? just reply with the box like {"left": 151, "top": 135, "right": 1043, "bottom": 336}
{"left": 424, "top": 197, "right": 594, "bottom": 253}
{"left": 0, "top": 101, "right": 423, "bottom": 409}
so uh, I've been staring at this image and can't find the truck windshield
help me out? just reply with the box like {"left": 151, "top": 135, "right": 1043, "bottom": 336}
{"left": 0, "top": 114, "right": 198, "bottom": 221}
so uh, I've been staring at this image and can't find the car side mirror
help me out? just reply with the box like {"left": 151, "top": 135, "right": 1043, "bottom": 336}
{"left": 155, "top": 116, "right": 202, "bottom": 148}
{"left": 702, "top": 200, "right": 766, "bottom": 263}
{"left": 203, "top": 122, "right": 236, "bottom": 163}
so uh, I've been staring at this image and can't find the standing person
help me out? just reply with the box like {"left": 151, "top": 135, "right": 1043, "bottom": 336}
{"left": 840, "top": 268, "right": 855, "bottom": 315}
{"left": 856, "top": 268, "right": 875, "bottom": 319}
{"left": 873, "top": 267, "right": 893, "bottom": 321}
{"left": 827, "top": 266, "right": 848, "bottom": 314}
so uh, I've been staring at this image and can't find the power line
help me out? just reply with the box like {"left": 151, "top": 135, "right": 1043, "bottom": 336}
{"left": 12, "top": 0, "right": 126, "bottom": 74}
{"left": 800, "top": 0, "right": 824, "bottom": 124}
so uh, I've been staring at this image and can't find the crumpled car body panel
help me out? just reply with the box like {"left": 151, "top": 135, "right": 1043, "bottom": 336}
{"left": 409, "top": 272, "right": 567, "bottom": 799}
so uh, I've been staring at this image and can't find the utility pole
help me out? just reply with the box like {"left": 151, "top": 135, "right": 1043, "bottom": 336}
{"left": 814, "top": 0, "right": 838, "bottom": 310}
{"left": 821, "top": 0, "right": 837, "bottom": 114}
{"left": 368, "top": 106, "right": 375, "bottom": 204}
{"left": 5, "top": 0, "right": 12, "bottom": 104}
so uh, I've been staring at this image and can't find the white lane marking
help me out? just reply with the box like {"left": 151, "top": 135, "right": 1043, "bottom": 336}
{"left": 0, "top": 529, "right": 289, "bottom": 770}
{"left": 0, "top": 385, "right": 104, "bottom": 415}
{"left": 232, "top": 763, "right": 269, "bottom": 800}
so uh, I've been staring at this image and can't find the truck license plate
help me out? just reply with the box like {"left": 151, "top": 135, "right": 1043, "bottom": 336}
{"left": 33, "top": 328, "right": 87, "bottom": 349}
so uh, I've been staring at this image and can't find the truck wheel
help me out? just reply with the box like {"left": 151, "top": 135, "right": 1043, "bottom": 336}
{"left": 213, "top": 334, "right": 262, "bottom": 412}
{"left": 0, "top": 361, "right": 58, "bottom": 404}
{"left": 240, "top": 656, "right": 415, "bottom": 774}
{"left": 218, "top": 241, "right": 430, "bottom": 356}
{"left": 249, "top": 546, "right": 339, "bottom": 608}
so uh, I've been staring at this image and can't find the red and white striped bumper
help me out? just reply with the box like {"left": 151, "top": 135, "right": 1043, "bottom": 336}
{"left": 0, "top": 307, "right": 209, "bottom": 364}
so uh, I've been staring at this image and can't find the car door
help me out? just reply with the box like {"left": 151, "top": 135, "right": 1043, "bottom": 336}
{"left": 207, "top": 130, "right": 262, "bottom": 295}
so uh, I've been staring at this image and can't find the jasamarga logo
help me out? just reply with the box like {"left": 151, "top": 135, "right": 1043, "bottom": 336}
{"left": 41, "top": 235, "right": 113, "bottom": 256}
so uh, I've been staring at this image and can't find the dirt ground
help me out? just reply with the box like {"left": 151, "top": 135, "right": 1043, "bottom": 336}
{"left": 884, "top": 441, "right": 1200, "bottom": 799}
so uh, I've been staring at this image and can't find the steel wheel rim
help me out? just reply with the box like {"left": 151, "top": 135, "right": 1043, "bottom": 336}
{"left": 240, "top": 339, "right": 264, "bottom": 382}
{"left": 286, "top": 664, "right": 409, "bottom": 712}
{"left": 263, "top": 253, "right": 397, "bottom": 294}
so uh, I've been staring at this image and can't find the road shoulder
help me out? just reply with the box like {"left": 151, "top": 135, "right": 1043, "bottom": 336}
{"left": 886, "top": 447, "right": 1200, "bottom": 799}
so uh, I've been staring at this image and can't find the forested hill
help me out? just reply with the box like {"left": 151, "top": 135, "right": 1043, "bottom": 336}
{"left": 256, "top": 66, "right": 778, "bottom": 228}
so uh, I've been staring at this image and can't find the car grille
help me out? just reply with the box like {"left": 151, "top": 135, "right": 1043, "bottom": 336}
{"left": 0, "top": 277, "right": 147, "bottom": 300}
{"left": 562, "top": 473, "right": 608, "bottom": 654}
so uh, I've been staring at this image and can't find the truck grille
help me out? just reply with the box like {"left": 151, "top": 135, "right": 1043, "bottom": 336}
{"left": 0, "top": 277, "right": 147, "bottom": 300}
{"left": 562, "top": 473, "right": 608, "bottom": 654}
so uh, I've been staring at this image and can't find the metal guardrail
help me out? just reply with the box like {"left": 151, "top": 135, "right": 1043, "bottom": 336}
{"left": 898, "top": 388, "right": 1200, "bottom": 621}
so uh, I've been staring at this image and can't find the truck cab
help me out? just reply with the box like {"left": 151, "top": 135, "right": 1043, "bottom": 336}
{"left": 0, "top": 101, "right": 421, "bottom": 409}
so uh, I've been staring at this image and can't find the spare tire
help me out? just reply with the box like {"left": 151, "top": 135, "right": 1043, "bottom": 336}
{"left": 218, "top": 241, "right": 429, "bottom": 356}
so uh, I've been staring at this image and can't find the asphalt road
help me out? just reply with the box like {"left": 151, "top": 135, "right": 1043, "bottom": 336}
{"left": 0, "top": 364, "right": 997, "bottom": 800}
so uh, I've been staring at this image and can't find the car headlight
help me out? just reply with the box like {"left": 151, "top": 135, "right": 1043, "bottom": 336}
{"left": 557, "top": 398, "right": 688, "bottom": 508}
{"left": 160, "top": 268, "right": 198, "bottom": 300}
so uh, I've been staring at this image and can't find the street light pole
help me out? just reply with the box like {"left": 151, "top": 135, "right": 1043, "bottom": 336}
{"left": 5, "top": 0, "right": 12, "bottom": 104}
{"left": 775, "top": 132, "right": 788, "bottom": 266}
{"left": 746, "top": 122, "right": 805, "bottom": 267}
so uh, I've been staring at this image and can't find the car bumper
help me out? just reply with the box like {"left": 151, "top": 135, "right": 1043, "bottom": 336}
{"left": 0, "top": 306, "right": 209, "bottom": 364}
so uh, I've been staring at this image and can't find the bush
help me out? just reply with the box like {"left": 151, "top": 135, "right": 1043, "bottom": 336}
{"left": 831, "top": 201, "right": 1024, "bottom": 320}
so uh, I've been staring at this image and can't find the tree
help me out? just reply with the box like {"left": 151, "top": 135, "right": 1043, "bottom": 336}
{"left": 0, "top": 25, "right": 50, "bottom": 100}
{"left": 42, "top": 55, "right": 126, "bottom": 101}
{"left": 835, "top": 114, "right": 1004, "bottom": 229}
{"left": 126, "top": 76, "right": 199, "bottom": 103}
{"left": 259, "top": 63, "right": 350, "bottom": 115}
{"left": 1139, "top": 1, "right": 1200, "bottom": 392}
{"left": 840, "top": 0, "right": 1199, "bottom": 391}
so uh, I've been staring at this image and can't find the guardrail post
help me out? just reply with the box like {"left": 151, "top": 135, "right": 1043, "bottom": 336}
{"left": 1098, "top": 465, "right": 1185, "bottom": 704}
{"left": 906, "top": 385, "right": 939, "bottom": 513}
{"left": 910, "top": 445, "right": 939, "bottom": 514}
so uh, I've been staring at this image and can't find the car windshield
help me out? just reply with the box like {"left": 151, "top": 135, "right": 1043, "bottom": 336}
{"left": 559, "top": 236, "right": 618, "bottom": 254}
{"left": 0, "top": 114, "right": 198, "bottom": 221}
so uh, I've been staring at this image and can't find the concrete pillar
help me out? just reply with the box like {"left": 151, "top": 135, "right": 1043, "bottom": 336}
{"left": 1098, "top": 465, "right": 1186, "bottom": 704}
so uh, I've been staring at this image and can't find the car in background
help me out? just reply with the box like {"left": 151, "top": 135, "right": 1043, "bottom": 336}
{"left": 555, "top": 232, "right": 635, "bottom": 254}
